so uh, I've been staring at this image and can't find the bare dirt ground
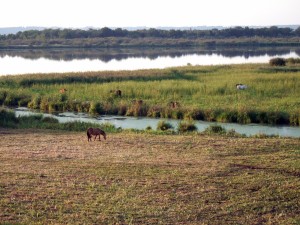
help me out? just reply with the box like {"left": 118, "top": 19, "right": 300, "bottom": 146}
{"left": 0, "top": 128, "right": 299, "bottom": 224}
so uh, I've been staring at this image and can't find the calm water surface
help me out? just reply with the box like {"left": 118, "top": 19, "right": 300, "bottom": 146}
{"left": 14, "top": 108, "right": 300, "bottom": 138}
{"left": 1, "top": 47, "right": 299, "bottom": 75}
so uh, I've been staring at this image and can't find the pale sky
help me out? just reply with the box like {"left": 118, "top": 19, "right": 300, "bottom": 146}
{"left": 1, "top": 0, "right": 300, "bottom": 28}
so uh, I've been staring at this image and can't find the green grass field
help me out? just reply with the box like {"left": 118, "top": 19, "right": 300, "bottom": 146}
{"left": 1, "top": 63, "right": 300, "bottom": 125}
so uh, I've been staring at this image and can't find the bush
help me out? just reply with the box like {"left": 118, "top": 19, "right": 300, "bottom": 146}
{"left": 184, "top": 109, "right": 205, "bottom": 121}
{"left": 0, "top": 108, "right": 18, "bottom": 127}
{"left": 204, "top": 125, "right": 226, "bottom": 134}
{"left": 145, "top": 126, "right": 152, "bottom": 130}
{"left": 89, "top": 101, "right": 103, "bottom": 115}
{"left": 269, "top": 57, "right": 286, "bottom": 66}
{"left": 157, "top": 120, "right": 173, "bottom": 131}
{"left": 177, "top": 121, "right": 197, "bottom": 133}
{"left": 41, "top": 116, "right": 59, "bottom": 123}
{"left": 216, "top": 111, "right": 238, "bottom": 123}
{"left": 286, "top": 57, "right": 300, "bottom": 65}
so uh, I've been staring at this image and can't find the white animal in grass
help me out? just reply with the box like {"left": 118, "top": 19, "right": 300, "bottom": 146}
{"left": 236, "top": 84, "right": 248, "bottom": 90}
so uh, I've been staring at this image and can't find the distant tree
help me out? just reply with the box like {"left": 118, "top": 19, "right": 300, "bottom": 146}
{"left": 294, "top": 26, "right": 300, "bottom": 36}
{"left": 99, "top": 27, "right": 114, "bottom": 37}
{"left": 269, "top": 57, "right": 286, "bottom": 66}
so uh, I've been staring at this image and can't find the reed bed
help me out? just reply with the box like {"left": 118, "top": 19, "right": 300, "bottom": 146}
{"left": 1, "top": 64, "right": 300, "bottom": 125}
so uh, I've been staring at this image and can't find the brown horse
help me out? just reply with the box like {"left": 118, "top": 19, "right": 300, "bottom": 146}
{"left": 87, "top": 127, "right": 107, "bottom": 142}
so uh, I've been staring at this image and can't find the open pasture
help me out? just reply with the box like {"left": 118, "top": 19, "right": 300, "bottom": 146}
{"left": 0, "top": 129, "right": 299, "bottom": 224}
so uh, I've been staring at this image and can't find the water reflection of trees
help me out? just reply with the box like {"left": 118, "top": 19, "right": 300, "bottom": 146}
{"left": 0, "top": 47, "right": 299, "bottom": 62}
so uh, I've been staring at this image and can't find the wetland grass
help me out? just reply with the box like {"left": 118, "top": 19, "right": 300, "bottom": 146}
{"left": 1, "top": 63, "right": 300, "bottom": 125}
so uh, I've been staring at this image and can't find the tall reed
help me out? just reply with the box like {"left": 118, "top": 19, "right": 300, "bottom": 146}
{"left": 1, "top": 64, "right": 300, "bottom": 125}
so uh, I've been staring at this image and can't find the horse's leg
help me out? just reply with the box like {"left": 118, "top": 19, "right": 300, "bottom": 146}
{"left": 94, "top": 135, "right": 97, "bottom": 141}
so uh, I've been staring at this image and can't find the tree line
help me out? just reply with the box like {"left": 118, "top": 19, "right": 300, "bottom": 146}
{"left": 1, "top": 26, "right": 300, "bottom": 40}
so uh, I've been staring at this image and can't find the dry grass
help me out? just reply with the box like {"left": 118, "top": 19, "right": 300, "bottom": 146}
{"left": 0, "top": 128, "right": 299, "bottom": 224}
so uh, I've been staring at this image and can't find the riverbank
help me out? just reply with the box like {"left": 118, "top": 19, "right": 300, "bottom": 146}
{"left": 1, "top": 37, "right": 300, "bottom": 49}
{"left": 1, "top": 35, "right": 300, "bottom": 49}
{"left": 11, "top": 107, "right": 300, "bottom": 137}
{"left": 1, "top": 63, "right": 300, "bottom": 126}
{"left": 0, "top": 128, "right": 299, "bottom": 224}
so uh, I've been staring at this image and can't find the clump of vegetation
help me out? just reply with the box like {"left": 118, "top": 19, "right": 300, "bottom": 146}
{"left": 0, "top": 108, "right": 18, "bottom": 127}
{"left": 89, "top": 101, "right": 103, "bottom": 115}
{"left": 157, "top": 120, "right": 173, "bottom": 131}
{"left": 1, "top": 64, "right": 300, "bottom": 126}
{"left": 145, "top": 126, "right": 152, "bottom": 130}
{"left": 286, "top": 57, "right": 300, "bottom": 65}
{"left": 177, "top": 120, "right": 197, "bottom": 133}
{"left": 0, "top": 108, "right": 118, "bottom": 132}
{"left": 28, "top": 95, "right": 41, "bottom": 109}
{"left": 204, "top": 125, "right": 226, "bottom": 134}
{"left": 269, "top": 57, "right": 286, "bottom": 66}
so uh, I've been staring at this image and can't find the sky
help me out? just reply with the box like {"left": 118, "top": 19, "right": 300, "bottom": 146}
{"left": 1, "top": 0, "right": 300, "bottom": 28}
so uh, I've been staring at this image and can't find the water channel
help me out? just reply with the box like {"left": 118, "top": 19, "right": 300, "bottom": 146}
{"left": 1, "top": 47, "right": 299, "bottom": 75}
{"left": 14, "top": 107, "right": 300, "bottom": 138}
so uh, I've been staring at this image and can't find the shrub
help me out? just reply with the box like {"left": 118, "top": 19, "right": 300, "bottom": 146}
{"left": 184, "top": 109, "right": 205, "bottom": 121}
{"left": 89, "top": 102, "right": 103, "bottom": 115}
{"left": 0, "top": 108, "right": 18, "bottom": 127}
{"left": 286, "top": 57, "right": 300, "bottom": 65}
{"left": 145, "top": 126, "right": 152, "bottom": 130}
{"left": 204, "top": 125, "right": 226, "bottom": 134}
{"left": 177, "top": 121, "right": 197, "bottom": 133}
{"left": 157, "top": 120, "right": 173, "bottom": 131}
{"left": 269, "top": 57, "right": 286, "bottom": 66}
{"left": 266, "top": 111, "right": 289, "bottom": 125}
{"left": 226, "top": 129, "right": 240, "bottom": 137}
{"left": 41, "top": 116, "right": 59, "bottom": 123}
{"left": 216, "top": 111, "right": 238, "bottom": 123}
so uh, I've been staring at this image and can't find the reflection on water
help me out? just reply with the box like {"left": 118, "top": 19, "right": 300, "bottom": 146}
{"left": 1, "top": 47, "right": 299, "bottom": 75}
{"left": 14, "top": 108, "right": 300, "bottom": 138}
{"left": 2, "top": 47, "right": 300, "bottom": 61}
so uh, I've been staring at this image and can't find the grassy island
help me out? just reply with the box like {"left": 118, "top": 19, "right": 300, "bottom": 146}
{"left": 1, "top": 63, "right": 300, "bottom": 126}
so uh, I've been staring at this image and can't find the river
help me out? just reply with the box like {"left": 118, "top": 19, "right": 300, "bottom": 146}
{"left": 1, "top": 47, "right": 299, "bottom": 75}
{"left": 14, "top": 107, "right": 300, "bottom": 138}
